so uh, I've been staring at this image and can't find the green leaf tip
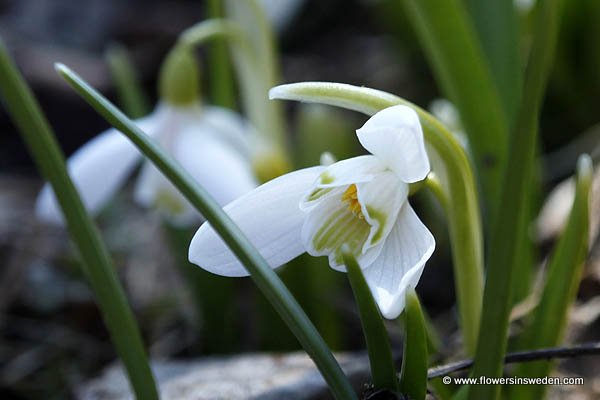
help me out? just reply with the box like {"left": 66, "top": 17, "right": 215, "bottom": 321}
{"left": 342, "top": 247, "right": 399, "bottom": 394}
{"left": 399, "top": 288, "right": 428, "bottom": 400}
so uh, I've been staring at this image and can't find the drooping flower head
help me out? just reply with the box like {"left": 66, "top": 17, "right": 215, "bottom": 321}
{"left": 37, "top": 47, "right": 258, "bottom": 226}
{"left": 189, "top": 105, "right": 435, "bottom": 318}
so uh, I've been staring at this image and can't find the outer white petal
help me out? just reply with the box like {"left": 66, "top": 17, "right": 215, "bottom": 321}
{"left": 356, "top": 105, "right": 430, "bottom": 183}
{"left": 301, "top": 187, "right": 385, "bottom": 272}
{"left": 300, "top": 155, "right": 386, "bottom": 211}
{"left": 356, "top": 171, "right": 408, "bottom": 250}
{"left": 173, "top": 127, "right": 258, "bottom": 206}
{"left": 363, "top": 203, "right": 435, "bottom": 319}
{"left": 35, "top": 114, "right": 157, "bottom": 225}
{"left": 189, "top": 166, "right": 324, "bottom": 277}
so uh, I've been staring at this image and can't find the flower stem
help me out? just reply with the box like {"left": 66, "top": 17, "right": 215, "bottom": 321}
{"left": 57, "top": 65, "right": 358, "bottom": 400}
{"left": 206, "top": 0, "right": 236, "bottom": 109}
{"left": 0, "top": 41, "right": 159, "bottom": 400}
{"left": 179, "top": 19, "right": 291, "bottom": 181}
{"left": 269, "top": 82, "right": 484, "bottom": 356}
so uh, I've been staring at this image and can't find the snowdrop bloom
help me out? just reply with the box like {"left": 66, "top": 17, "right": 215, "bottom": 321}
{"left": 189, "top": 105, "right": 435, "bottom": 318}
{"left": 37, "top": 49, "right": 258, "bottom": 226}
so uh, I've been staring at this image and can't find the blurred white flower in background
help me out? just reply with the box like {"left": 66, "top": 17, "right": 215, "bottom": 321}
{"left": 37, "top": 49, "right": 258, "bottom": 226}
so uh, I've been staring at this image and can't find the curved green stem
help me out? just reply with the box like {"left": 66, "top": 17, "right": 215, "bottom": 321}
{"left": 269, "top": 82, "right": 484, "bottom": 355}
{"left": 402, "top": 0, "right": 509, "bottom": 217}
{"left": 57, "top": 65, "right": 358, "bottom": 400}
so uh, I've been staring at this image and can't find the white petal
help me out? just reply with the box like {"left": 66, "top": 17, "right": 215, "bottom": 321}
{"left": 35, "top": 115, "right": 157, "bottom": 225}
{"left": 363, "top": 203, "right": 435, "bottom": 319}
{"left": 188, "top": 166, "right": 324, "bottom": 277}
{"left": 356, "top": 171, "right": 408, "bottom": 250}
{"left": 174, "top": 127, "right": 258, "bottom": 206}
{"left": 301, "top": 187, "right": 385, "bottom": 272}
{"left": 356, "top": 105, "right": 430, "bottom": 183}
{"left": 300, "top": 155, "right": 386, "bottom": 211}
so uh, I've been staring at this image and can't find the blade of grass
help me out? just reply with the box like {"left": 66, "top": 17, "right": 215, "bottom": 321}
{"left": 269, "top": 81, "right": 483, "bottom": 355}
{"left": 399, "top": 289, "right": 429, "bottom": 400}
{"left": 343, "top": 248, "right": 399, "bottom": 393}
{"left": 57, "top": 64, "right": 358, "bottom": 400}
{"left": 402, "top": 0, "right": 509, "bottom": 218}
{"left": 469, "top": 1, "right": 565, "bottom": 399}
{"left": 0, "top": 41, "right": 159, "bottom": 400}
{"left": 511, "top": 155, "right": 592, "bottom": 400}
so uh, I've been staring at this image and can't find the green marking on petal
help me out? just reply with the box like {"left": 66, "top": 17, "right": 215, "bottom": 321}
{"left": 154, "top": 189, "right": 186, "bottom": 215}
{"left": 319, "top": 171, "right": 335, "bottom": 184}
{"left": 366, "top": 206, "right": 388, "bottom": 245}
{"left": 307, "top": 187, "right": 334, "bottom": 202}
{"left": 312, "top": 207, "right": 371, "bottom": 257}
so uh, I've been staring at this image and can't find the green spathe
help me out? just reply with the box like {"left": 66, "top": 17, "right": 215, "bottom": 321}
{"left": 159, "top": 46, "right": 201, "bottom": 106}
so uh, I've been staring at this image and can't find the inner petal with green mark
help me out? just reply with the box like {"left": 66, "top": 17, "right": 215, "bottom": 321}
{"left": 301, "top": 185, "right": 385, "bottom": 271}
{"left": 356, "top": 171, "right": 408, "bottom": 250}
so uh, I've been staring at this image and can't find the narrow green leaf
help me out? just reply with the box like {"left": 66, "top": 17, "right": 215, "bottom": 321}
{"left": 206, "top": 0, "right": 236, "bottom": 108}
{"left": 270, "top": 81, "right": 484, "bottom": 355}
{"left": 402, "top": 0, "right": 510, "bottom": 217}
{"left": 342, "top": 248, "right": 399, "bottom": 393}
{"left": 464, "top": 0, "right": 522, "bottom": 124}
{"left": 469, "top": 1, "right": 564, "bottom": 399}
{"left": 57, "top": 65, "right": 358, "bottom": 400}
{"left": 105, "top": 44, "right": 151, "bottom": 118}
{"left": 399, "top": 289, "right": 429, "bottom": 400}
{"left": 511, "top": 154, "right": 592, "bottom": 400}
{"left": 0, "top": 41, "right": 159, "bottom": 400}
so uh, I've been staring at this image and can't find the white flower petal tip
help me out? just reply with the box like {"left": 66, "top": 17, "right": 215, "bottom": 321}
{"left": 356, "top": 105, "right": 430, "bottom": 183}
{"left": 319, "top": 152, "right": 336, "bottom": 166}
{"left": 188, "top": 166, "right": 325, "bottom": 277}
{"left": 35, "top": 184, "right": 64, "bottom": 225}
{"left": 363, "top": 204, "right": 435, "bottom": 319}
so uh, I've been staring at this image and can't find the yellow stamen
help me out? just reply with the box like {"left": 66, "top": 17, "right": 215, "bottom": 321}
{"left": 342, "top": 184, "right": 364, "bottom": 219}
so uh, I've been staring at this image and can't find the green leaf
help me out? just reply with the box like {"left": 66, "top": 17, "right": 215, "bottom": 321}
{"left": 399, "top": 289, "right": 429, "bottom": 400}
{"left": 342, "top": 248, "right": 399, "bottom": 393}
{"left": 0, "top": 41, "right": 159, "bottom": 400}
{"left": 402, "top": 0, "right": 510, "bottom": 217}
{"left": 511, "top": 154, "right": 592, "bottom": 400}
{"left": 469, "top": 1, "right": 565, "bottom": 399}
{"left": 56, "top": 64, "right": 358, "bottom": 400}
{"left": 270, "top": 81, "right": 484, "bottom": 355}
{"left": 464, "top": 0, "right": 522, "bottom": 124}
